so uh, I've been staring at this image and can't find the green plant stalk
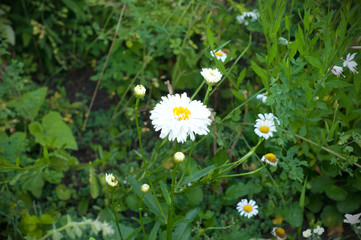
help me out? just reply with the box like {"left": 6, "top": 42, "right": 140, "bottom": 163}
{"left": 191, "top": 81, "right": 205, "bottom": 100}
{"left": 167, "top": 163, "right": 179, "bottom": 240}
{"left": 203, "top": 85, "right": 212, "bottom": 105}
{"left": 139, "top": 193, "right": 147, "bottom": 240}
{"left": 176, "top": 142, "right": 195, "bottom": 190}
{"left": 111, "top": 190, "right": 124, "bottom": 240}
{"left": 217, "top": 164, "right": 267, "bottom": 178}
{"left": 135, "top": 98, "right": 167, "bottom": 221}
{"left": 352, "top": 225, "right": 361, "bottom": 240}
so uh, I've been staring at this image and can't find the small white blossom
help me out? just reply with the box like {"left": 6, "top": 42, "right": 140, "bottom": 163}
{"left": 302, "top": 229, "right": 312, "bottom": 238}
{"left": 210, "top": 49, "right": 227, "bottom": 62}
{"left": 313, "top": 225, "right": 324, "bottom": 235}
{"left": 236, "top": 199, "right": 258, "bottom": 218}
{"left": 200, "top": 68, "right": 222, "bottom": 85}
{"left": 173, "top": 152, "right": 185, "bottom": 163}
{"left": 331, "top": 66, "right": 344, "bottom": 77}
{"left": 236, "top": 10, "right": 259, "bottom": 26}
{"left": 105, "top": 173, "right": 118, "bottom": 187}
{"left": 343, "top": 53, "right": 358, "bottom": 73}
{"left": 254, "top": 113, "right": 278, "bottom": 139}
{"left": 141, "top": 184, "right": 150, "bottom": 193}
{"left": 344, "top": 213, "right": 361, "bottom": 225}
{"left": 256, "top": 92, "right": 267, "bottom": 103}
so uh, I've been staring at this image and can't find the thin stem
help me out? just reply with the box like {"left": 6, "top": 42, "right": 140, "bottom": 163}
{"left": 217, "top": 164, "right": 267, "bottom": 178}
{"left": 111, "top": 190, "right": 124, "bottom": 240}
{"left": 191, "top": 81, "right": 205, "bottom": 100}
{"left": 167, "top": 164, "right": 179, "bottom": 240}
{"left": 203, "top": 85, "right": 212, "bottom": 105}
{"left": 139, "top": 194, "right": 147, "bottom": 240}
{"left": 176, "top": 142, "right": 195, "bottom": 190}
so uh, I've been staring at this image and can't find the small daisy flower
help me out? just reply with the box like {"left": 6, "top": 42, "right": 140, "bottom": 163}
{"left": 344, "top": 213, "right": 361, "bottom": 225}
{"left": 174, "top": 152, "right": 185, "bottom": 163}
{"left": 210, "top": 49, "right": 227, "bottom": 62}
{"left": 343, "top": 53, "right": 358, "bottom": 73}
{"left": 105, "top": 173, "right": 118, "bottom": 187}
{"left": 313, "top": 225, "right": 324, "bottom": 235}
{"left": 302, "top": 229, "right": 312, "bottom": 238}
{"left": 200, "top": 68, "right": 222, "bottom": 85}
{"left": 331, "top": 66, "right": 344, "bottom": 77}
{"left": 140, "top": 184, "right": 150, "bottom": 193}
{"left": 236, "top": 199, "right": 258, "bottom": 218}
{"left": 134, "top": 84, "right": 146, "bottom": 98}
{"left": 261, "top": 153, "right": 278, "bottom": 166}
{"left": 256, "top": 92, "right": 267, "bottom": 103}
{"left": 254, "top": 113, "right": 278, "bottom": 139}
{"left": 271, "top": 227, "right": 286, "bottom": 240}
{"left": 149, "top": 93, "right": 211, "bottom": 143}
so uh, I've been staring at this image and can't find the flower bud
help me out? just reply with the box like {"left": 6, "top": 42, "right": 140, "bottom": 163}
{"left": 134, "top": 84, "right": 146, "bottom": 98}
{"left": 140, "top": 184, "right": 150, "bottom": 193}
{"left": 173, "top": 152, "right": 185, "bottom": 163}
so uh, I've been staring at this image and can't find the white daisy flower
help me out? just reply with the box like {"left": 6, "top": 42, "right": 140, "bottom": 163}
{"left": 271, "top": 227, "right": 286, "bottom": 240}
{"left": 134, "top": 84, "right": 146, "bottom": 98}
{"left": 261, "top": 153, "right": 278, "bottom": 166}
{"left": 313, "top": 225, "right": 324, "bottom": 235}
{"left": 256, "top": 92, "right": 267, "bottom": 103}
{"left": 343, "top": 53, "right": 358, "bottom": 73}
{"left": 200, "top": 68, "right": 222, "bottom": 85}
{"left": 344, "top": 213, "right": 361, "bottom": 225}
{"left": 210, "top": 49, "right": 227, "bottom": 62}
{"left": 236, "top": 199, "right": 258, "bottom": 218}
{"left": 150, "top": 93, "right": 211, "bottom": 143}
{"left": 302, "top": 229, "right": 312, "bottom": 238}
{"left": 105, "top": 173, "right": 118, "bottom": 187}
{"left": 331, "top": 66, "right": 344, "bottom": 77}
{"left": 254, "top": 113, "right": 278, "bottom": 139}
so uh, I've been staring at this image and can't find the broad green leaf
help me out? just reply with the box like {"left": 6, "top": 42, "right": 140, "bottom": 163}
{"left": 321, "top": 205, "right": 342, "bottom": 227}
{"left": 61, "top": 0, "right": 86, "bottom": 20}
{"left": 336, "top": 194, "right": 361, "bottom": 214}
{"left": 55, "top": 184, "right": 72, "bottom": 201}
{"left": 7, "top": 87, "right": 47, "bottom": 121}
{"left": 251, "top": 61, "right": 268, "bottom": 90}
{"left": 184, "top": 187, "right": 203, "bottom": 206}
{"left": 283, "top": 202, "right": 303, "bottom": 227}
{"left": 206, "top": 28, "right": 214, "bottom": 49}
{"left": 160, "top": 181, "right": 171, "bottom": 206}
{"left": 305, "top": 56, "right": 322, "bottom": 70}
{"left": 179, "top": 165, "right": 216, "bottom": 186}
{"left": 29, "top": 111, "right": 78, "bottom": 150}
{"left": 39, "top": 214, "right": 56, "bottom": 224}
{"left": 127, "top": 175, "right": 166, "bottom": 221}
{"left": 0, "top": 132, "right": 27, "bottom": 164}
{"left": 149, "top": 221, "right": 161, "bottom": 240}
{"left": 237, "top": 68, "right": 246, "bottom": 87}
{"left": 325, "top": 185, "right": 347, "bottom": 201}
{"left": 126, "top": 195, "right": 141, "bottom": 211}
{"left": 172, "top": 208, "right": 199, "bottom": 240}
{"left": 310, "top": 175, "right": 333, "bottom": 193}
{"left": 25, "top": 172, "right": 45, "bottom": 199}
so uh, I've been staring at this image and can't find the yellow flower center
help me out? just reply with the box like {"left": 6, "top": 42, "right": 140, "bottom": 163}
{"left": 275, "top": 227, "right": 286, "bottom": 238}
{"left": 215, "top": 51, "right": 223, "bottom": 56}
{"left": 259, "top": 126, "right": 269, "bottom": 133}
{"left": 265, "top": 153, "right": 277, "bottom": 163}
{"left": 173, "top": 106, "right": 191, "bottom": 120}
{"left": 243, "top": 204, "right": 252, "bottom": 213}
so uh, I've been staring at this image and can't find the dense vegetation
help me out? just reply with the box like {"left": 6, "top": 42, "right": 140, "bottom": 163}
{"left": 1, "top": 0, "right": 361, "bottom": 239}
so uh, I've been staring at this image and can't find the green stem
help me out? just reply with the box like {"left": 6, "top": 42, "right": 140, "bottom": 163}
{"left": 135, "top": 98, "right": 167, "bottom": 222}
{"left": 167, "top": 164, "right": 179, "bottom": 240}
{"left": 111, "top": 190, "right": 124, "bottom": 240}
{"left": 191, "top": 81, "right": 205, "bottom": 100}
{"left": 203, "top": 85, "right": 212, "bottom": 105}
{"left": 139, "top": 193, "right": 147, "bottom": 240}
{"left": 217, "top": 164, "right": 267, "bottom": 178}
{"left": 176, "top": 142, "right": 195, "bottom": 190}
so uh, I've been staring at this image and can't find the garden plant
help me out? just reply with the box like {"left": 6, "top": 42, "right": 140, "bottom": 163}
{"left": 1, "top": 0, "right": 361, "bottom": 239}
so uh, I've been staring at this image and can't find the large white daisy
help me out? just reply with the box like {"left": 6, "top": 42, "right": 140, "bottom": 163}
{"left": 149, "top": 93, "right": 211, "bottom": 143}
{"left": 254, "top": 113, "right": 278, "bottom": 139}
{"left": 236, "top": 199, "right": 258, "bottom": 218}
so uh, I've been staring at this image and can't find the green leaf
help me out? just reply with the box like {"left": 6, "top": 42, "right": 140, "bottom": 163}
{"left": 160, "top": 181, "right": 171, "bottom": 206}
{"left": 127, "top": 175, "right": 166, "bottom": 221}
{"left": 251, "top": 61, "right": 268, "bottom": 90}
{"left": 126, "top": 195, "right": 141, "bottom": 211}
{"left": 4, "top": 25, "right": 15, "bottom": 45}
{"left": 321, "top": 205, "right": 342, "bottom": 227}
{"left": 24, "top": 171, "right": 45, "bottom": 199}
{"left": 237, "top": 68, "right": 246, "bottom": 87}
{"left": 89, "top": 167, "right": 99, "bottom": 199}
{"left": 7, "top": 87, "right": 47, "bottom": 121}
{"left": 206, "top": 11, "right": 212, "bottom": 24}
{"left": 185, "top": 187, "right": 203, "bottom": 206}
{"left": 61, "top": 0, "right": 86, "bottom": 20}
{"left": 149, "top": 221, "right": 161, "bottom": 240}
{"left": 206, "top": 28, "right": 214, "bottom": 49}
{"left": 179, "top": 165, "right": 216, "bottom": 186}
{"left": 325, "top": 185, "right": 347, "bottom": 201}
{"left": 39, "top": 214, "right": 56, "bottom": 224}
{"left": 283, "top": 202, "right": 303, "bottom": 227}
{"left": 305, "top": 56, "right": 322, "bottom": 70}
{"left": 55, "top": 184, "right": 72, "bottom": 201}
{"left": 336, "top": 194, "right": 361, "bottom": 214}
{"left": 310, "top": 175, "right": 333, "bottom": 193}
{"left": 172, "top": 208, "right": 199, "bottom": 240}
{"left": 29, "top": 111, "right": 78, "bottom": 150}
{"left": 224, "top": 182, "right": 247, "bottom": 201}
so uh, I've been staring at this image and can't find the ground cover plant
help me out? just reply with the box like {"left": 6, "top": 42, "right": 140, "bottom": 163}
{"left": 1, "top": 0, "right": 361, "bottom": 239}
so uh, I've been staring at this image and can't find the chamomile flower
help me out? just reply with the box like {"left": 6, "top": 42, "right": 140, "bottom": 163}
{"left": 150, "top": 93, "right": 211, "bottom": 143}
{"left": 105, "top": 173, "right": 118, "bottom": 187}
{"left": 302, "top": 229, "right": 312, "bottom": 238}
{"left": 344, "top": 213, "right": 361, "bottom": 225}
{"left": 343, "top": 53, "right": 358, "bottom": 73}
{"left": 210, "top": 49, "right": 227, "bottom": 62}
{"left": 331, "top": 66, "right": 344, "bottom": 77}
{"left": 261, "top": 153, "right": 278, "bottom": 166}
{"left": 313, "top": 225, "right": 324, "bottom": 235}
{"left": 271, "top": 227, "right": 286, "bottom": 240}
{"left": 256, "top": 92, "right": 267, "bottom": 103}
{"left": 254, "top": 113, "right": 278, "bottom": 139}
{"left": 236, "top": 199, "right": 258, "bottom": 218}
{"left": 236, "top": 10, "right": 259, "bottom": 26}
{"left": 200, "top": 68, "right": 222, "bottom": 85}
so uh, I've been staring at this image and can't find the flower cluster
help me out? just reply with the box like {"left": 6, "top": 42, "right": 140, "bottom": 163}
{"left": 302, "top": 225, "right": 324, "bottom": 238}
{"left": 236, "top": 10, "right": 259, "bottom": 26}
{"left": 331, "top": 53, "right": 358, "bottom": 77}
